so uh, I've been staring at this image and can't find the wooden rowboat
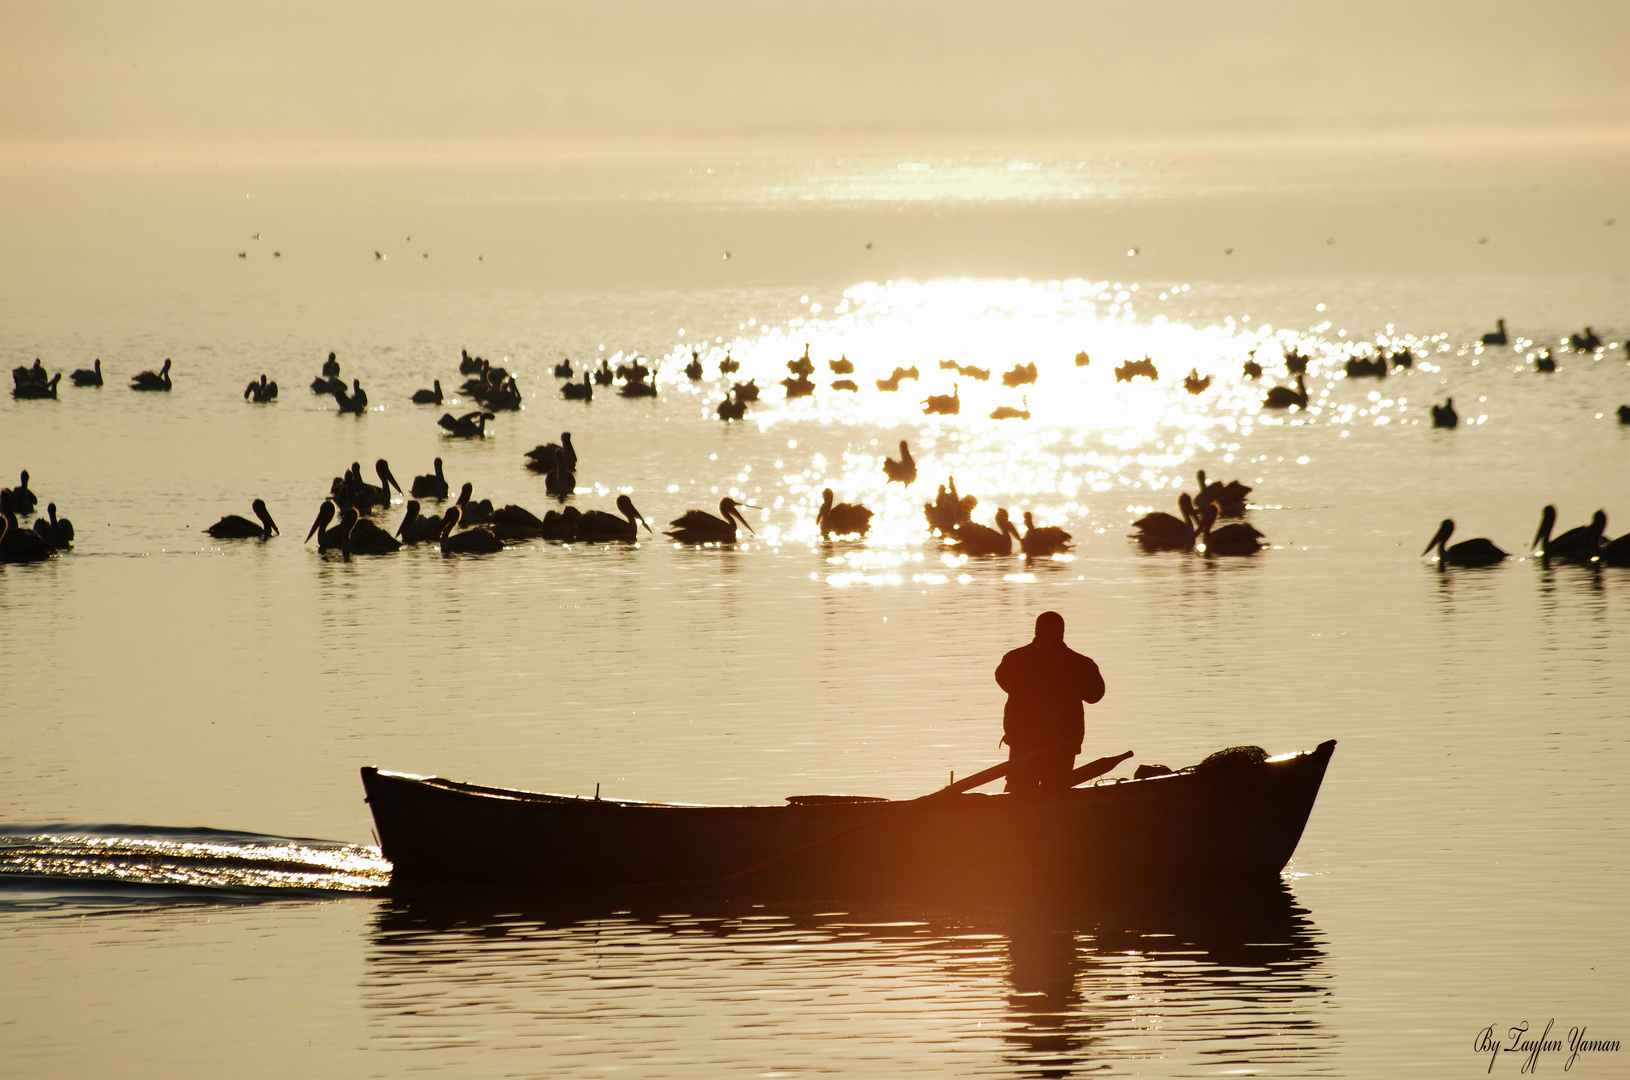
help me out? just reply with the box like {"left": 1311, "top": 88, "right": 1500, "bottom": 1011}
{"left": 361, "top": 740, "right": 1335, "bottom": 888}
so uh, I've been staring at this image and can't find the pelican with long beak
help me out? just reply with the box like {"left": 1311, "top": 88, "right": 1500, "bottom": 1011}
{"left": 353, "top": 460, "right": 403, "bottom": 511}
{"left": 206, "top": 499, "right": 278, "bottom": 540}
{"left": 1423, "top": 519, "right": 1506, "bottom": 567}
{"left": 667, "top": 497, "right": 758, "bottom": 544}
{"left": 305, "top": 500, "right": 344, "bottom": 551}
{"left": 1132, "top": 492, "right": 1200, "bottom": 549}
{"left": 576, "top": 495, "right": 651, "bottom": 543}
{"left": 816, "top": 489, "right": 873, "bottom": 539}
{"left": 1532, "top": 506, "right": 1607, "bottom": 561}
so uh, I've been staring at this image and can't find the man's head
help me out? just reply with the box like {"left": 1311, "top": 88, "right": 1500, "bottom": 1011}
{"left": 1034, "top": 610, "right": 1065, "bottom": 643}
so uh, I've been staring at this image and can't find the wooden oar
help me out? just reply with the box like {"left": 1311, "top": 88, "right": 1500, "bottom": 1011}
{"left": 723, "top": 741, "right": 1080, "bottom": 883}
{"left": 1071, "top": 751, "right": 1134, "bottom": 786}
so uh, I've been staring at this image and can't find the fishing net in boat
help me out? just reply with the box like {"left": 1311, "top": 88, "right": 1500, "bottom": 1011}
{"left": 1193, "top": 745, "right": 1269, "bottom": 771}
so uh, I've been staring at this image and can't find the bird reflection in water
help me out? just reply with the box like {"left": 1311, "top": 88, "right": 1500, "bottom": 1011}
{"left": 360, "top": 879, "right": 1331, "bottom": 1077}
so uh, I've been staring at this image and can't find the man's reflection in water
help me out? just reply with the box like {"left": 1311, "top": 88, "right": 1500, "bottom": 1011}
{"left": 363, "top": 879, "right": 1332, "bottom": 1077}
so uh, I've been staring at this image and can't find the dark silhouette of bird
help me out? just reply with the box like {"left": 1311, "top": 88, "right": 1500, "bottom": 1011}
{"left": 1200, "top": 506, "right": 1263, "bottom": 556}
{"left": 1569, "top": 327, "right": 1601, "bottom": 352}
{"left": 205, "top": 499, "right": 278, "bottom": 540}
{"left": 923, "top": 385, "right": 960, "bottom": 415}
{"left": 71, "top": 359, "right": 103, "bottom": 387}
{"left": 130, "top": 359, "right": 172, "bottom": 391}
{"left": 593, "top": 359, "right": 614, "bottom": 385}
{"left": 563, "top": 373, "right": 593, "bottom": 400}
{"left": 244, "top": 374, "right": 278, "bottom": 402}
{"left": 831, "top": 379, "right": 858, "bottom": 392}
{"left": 576, "top": 495, "right": 651, "bottom": 542}
{"left": 1242, "top": 354, "right": 1262, "bottom": 379}
{"left": 438, "top": 506, "right": 503, "bottom": 554}
{"left": 410, "top": 458, "right": 448, "bottom": 499}
{"left": 683, "top": 352, "right": 704, "bottom": 380}
{"left": 883, "top": 440, "right": 916, "bottom": 485}
{"left": 829, "top": 355, "right": 854, "bottom": 374}
{"left": 1115, "top": 357, "right": 1158, "bottom": 382}
{"left": 1532, "top": 506, "right": 1606, "bottom": 561}
{"left": 1481, "top": 319, "right": 1508, "bottom": 346}
{"left": 439, "top": 410, "right": 494, "bottom": 438}
{"left": 333, "top": 378, "right": 368, "bottom": 413}
{"left": 1002, "top": 362, "right": 1037, "bottom": 387}
{"left": 732, "top": 380, "right": 759, "bottom": 402}
{"left": 667, "top": 498, "right": 758, "bottom": 543}
{"left": 1194, "top": 471, "right": 1251, "bottom": 517}
{"left": 394, "top": 501, "right": 446, "bottom": 545}
{"left": 1422, "top": 520, "right": 1506, "bottom": 566}
{"left": 1284, "top": 348, "right": 1310, "bottom": 374}
{"left": 31, "top": 502, "right": 73, "bottom": 549}
{"left": 1074, "top": 351, "right": 1090, "bottom": 367}
{"left": 1264, "top": 374, "right": 1309, "bottom": 409}
{"left": 411, "top": 380, "right": 443, "bottom": 405}
{"left": 952, "top": 508, "right": 1020, "bottom": 555}
{"left": 7, "top": 471, "right": 38, "bottom": 517}
{"left": 1183, "top": 369, "right": 1212, "bottom": 394}
{"left": 1133, "top": 493, "right": 1201, "bottom": 550}
{"left": 782, "top": 374, "right": 815, "bottom": 398}
{"left": 717, "top": 397, "right": 746, "bottom": 420}
{"left": 788, "top": 344, "right": 814, "bottom": 376}
{"left": 1431, "top": 398, "right": 1458, "bottom": 428}
{"left": 1, "top": 491, "right": 55, "bottom": 562}
{"left": 989, "top": 396, "right": 1030, "bottom": 420}
{"left": 555, "top": 358, "right": 574, "bottom": 378}
{"left": 1534, "top": 349, "right": 1556, "bottom": 372}
{"left": 817, "top": 489, "right": 873, "bottom": 539}
{"left": 12, "top": 373, "right": 60, "bottom": 399}
{"left": 338, "top": 505, "right": 400, "bottom": 555}
{"left": 1019, "top": 512, "right": 1071, "bottom": 556}
{"left": 719, "top": 353, "right": 739, "bottom": 374}
{"left": 924, "top": 477, "right": 977, "bottom": 535}
{"left": 323, "top": 352, "right": 341, "bottom": 377}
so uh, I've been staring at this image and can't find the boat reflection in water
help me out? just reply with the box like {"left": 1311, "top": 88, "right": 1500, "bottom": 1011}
{"left": 363, "top": 878, "right": 1332, "bottom": 1077}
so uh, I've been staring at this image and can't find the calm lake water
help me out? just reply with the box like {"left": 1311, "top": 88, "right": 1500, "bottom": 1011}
{"left": 2, "top": 138, "right": 1626, "bottom": 1078}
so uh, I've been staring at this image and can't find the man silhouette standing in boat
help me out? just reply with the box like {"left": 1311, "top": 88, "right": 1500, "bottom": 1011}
{"left": 996, "top": 611, "right": 1105, "bottom": 792}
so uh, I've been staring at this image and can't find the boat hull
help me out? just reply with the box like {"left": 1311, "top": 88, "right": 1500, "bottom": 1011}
{"left": 361, "top": 740, "right": 1334, "bottom": 888}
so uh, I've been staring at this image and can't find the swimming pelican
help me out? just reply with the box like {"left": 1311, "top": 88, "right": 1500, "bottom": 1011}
{"left": 1431, "top": 398, "right": 1458, "bottom": 428}
{"left": 1534, "top": 349, "right": 1556, "bottom": 372}
{"left": 304, "top": 500, "right": 344, "bottom": 550}
{"left": 1481, "top": 319, "right": 1507, "bottom": 346}
{"left": 1, "top": 492, "right": 55, "bottom": 562}
{"left": 829, "top": 355, "right": 854, "bottom": 374}
{"left": 410, "top": 458, "right": 449, "bottom": 499}
{"left": 130, "top": 358, "right": 172, "bottom": 391}
{"left": 1002, "top": 362, "right": 1037, "bottom": 387}
{"left": 458, "top": 349, "right": 481, "bottom": 375}
{"left": 1183, "top": 369, "right": 1212, "bottom": 394}
{"left": 312, "top": 374, "right": 343, "bottom": 395}
{"left": 732, "top": 380, "right": 759, "bottom": 402}
{"left": 322, "top": 351, "right": 341, "bottom": 377}
{"left": 394, "top": 501, "right": 446, "bottom": 545}
{"left": 486, "top": 504, "right": 549, "bottom": 541}
{"left": 439, "top": 410, "right": 494, "bottom": 438}
{"left": 1020, "top": 512, "right": 1071, "bottom": 556}
{"left": 684, "top": 353, "right": 704, "bottom": 380}
{"left": 667, "top": 498, "right": 758, "bottom": 544}
{"left": 1200, "top": 506, "right": 1264, "bottom": 556}
{"left": 620, "top": 372, "right": 658, "bottom": 397}
{"left": 205, "top": 499, "right": 278, "bottom": 540}
{"left": 12, "top": 373, "right": 59, "bottom": 399}
{"left": 719, "top": 353, "right": 739, "bottom": 374}
{"left": 923, "top": 477, "right": 978, "bottom": 535}
{"left": 244, "top": 374, "right": 278, "bottom": 402}
{"left": 952, "top": 508, "right": 1020, "bottom": 555}
{"left": 1263, "top": 374, "right": 1309, "bottom": 409}
{"left": 593, "top": 359, "right": 614, "bottom": 385}
{"left": 438, "top": 506, "right": 503, "bottom": 554}
{"left": 32, "top": 503, "right": 74, "bottom": 548}
{"left": 817, "top": 489, "right": 873, "bottom": 539}
{"left": 1532, "top": 506, "right": 1606, "bottom": 561}
{"left": 883, "top": 440, "right": 916, "bottom": 485}
{"left": 576, "top": 495, "right": 651, "bottom": 542}
{"left": 338, "top": 505, "right": 400, "bottom": 555}
{"left": 411, "top": 380, "right": 443, "bottom": 405}
{"left": 1242, "top": 353, "right": 1262, "bottom": 379}
{"left": 1598, "top": 529, "right": 1630, "bottom": 566}
{"left": 831, "top": 379, "right": 858, "bottom": 392}
{"left": 12, "top": 358, "right": 47, "bottom": 386}
{"left": 334, "top": 378, "right": 368, "bottom": 413}
{"left": 349, "top": 460, "right": 402, "bottom": 511}
{"left": 782, "top": 374, "right": 815, "bottom": 398}
{"left": 717, "top": 397, "right": 747, "bottom": 420}
{"left": 540, "top": 505, "right": 583, "bottom": 541}
{"left": 1132, "top": 493, "right": 1200, "bottom": 549}
{"left": 1569, "top": 327, "right": 1601, "bottom": 353}
{"left": 989, "top": 396, "right": 1030, "bottom": 420}
{"left": 526, "top": 433, "right": 577, "bottom": 473}
{"left": 1194, "top": 470, "right": 1251, "bottom": 517}
{"left": 555, "top": 357, "right": 575, "bottom": 378}
{"left": 1283, "top": 348, "right": 1310, "bottom": 374}
{"left": 71, "top": 359, "right": 103, "bottom": 387}
{"left": 1422, "top": 519, "right": 1507, "bottom": 567}
{"left": 788, "top": 344, "right": 814, "bottom": 376}
{"left": 563, "top": 373, "right": 593, "bottom": 400}
{"left": 923, "top": 385, "right": 960, "bottom": 415}
{"left": 8, "top": 471, "right": 38, "bottom": 517}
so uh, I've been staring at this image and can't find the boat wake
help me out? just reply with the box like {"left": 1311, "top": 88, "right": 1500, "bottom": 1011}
{"left": 0, "top": 824, "right": 389, "bottom": 908}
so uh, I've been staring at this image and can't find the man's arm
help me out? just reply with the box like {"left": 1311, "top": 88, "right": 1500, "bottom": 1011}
{"left": 994, "top": 647, "right": 1020, "bottom": 692}
{"left": 1074, "top": 655, "right": 1105, "bottom": 704}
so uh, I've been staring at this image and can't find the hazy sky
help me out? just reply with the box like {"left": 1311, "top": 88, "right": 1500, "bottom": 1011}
{"left": 3, "top": 0, "right": 1627, "bottom": 145}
